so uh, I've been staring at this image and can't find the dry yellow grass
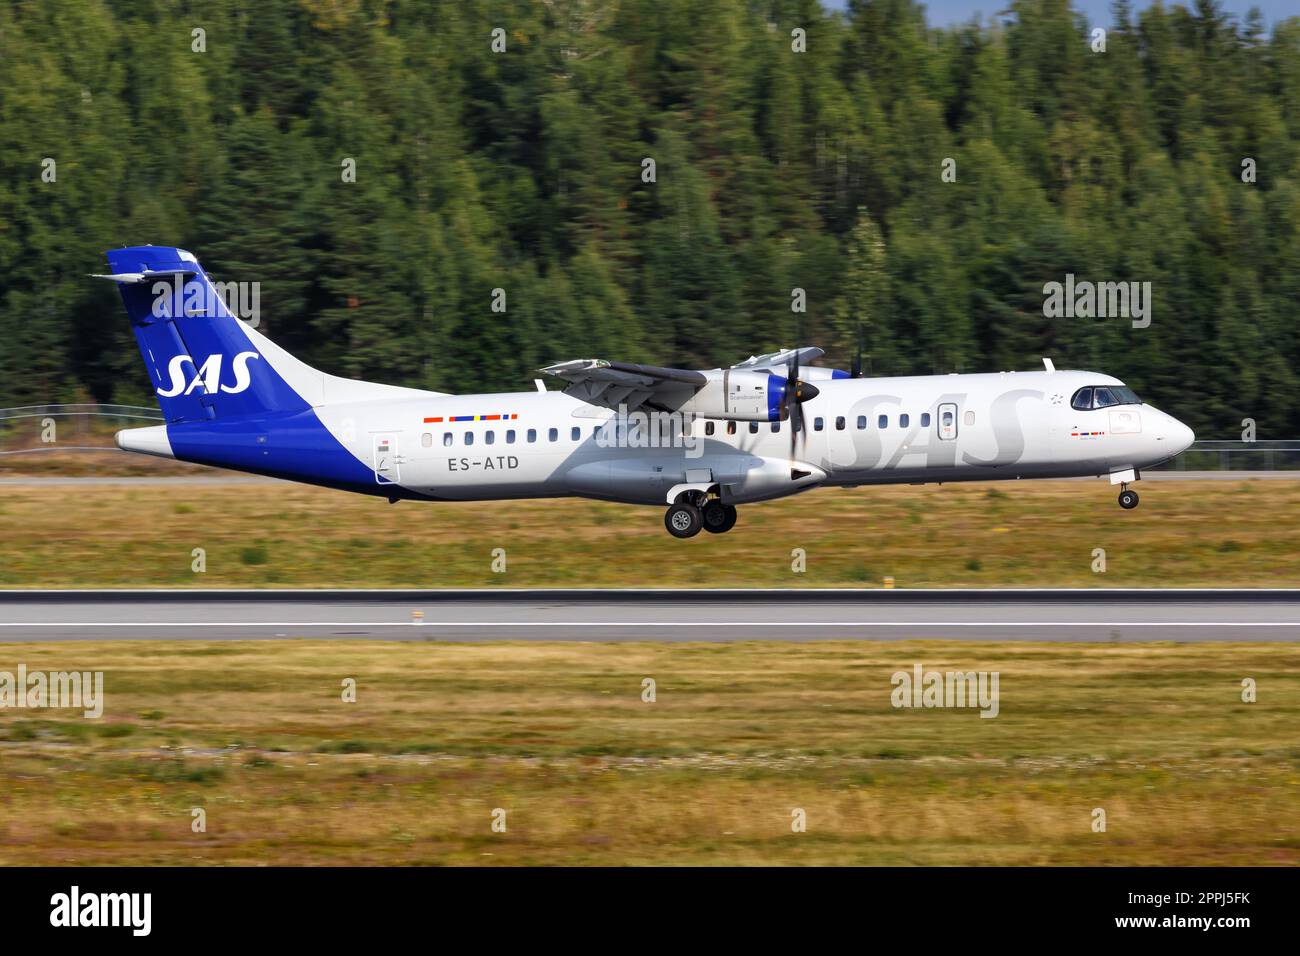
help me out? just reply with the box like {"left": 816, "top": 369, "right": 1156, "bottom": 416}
{"left": 0, "top": 477, "right": 1297, "bottom": 588}
{"left": 0, "top": 640, "right": 1295, "bottom": 865}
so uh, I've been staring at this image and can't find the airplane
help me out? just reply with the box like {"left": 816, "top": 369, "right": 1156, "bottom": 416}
{"left": 98, "top": 246, "right": 1195, "bottom": 538}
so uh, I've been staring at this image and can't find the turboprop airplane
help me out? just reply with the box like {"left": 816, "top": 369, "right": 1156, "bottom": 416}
{"left": 99, "top": 246, "right": 1195, "bottom": 538}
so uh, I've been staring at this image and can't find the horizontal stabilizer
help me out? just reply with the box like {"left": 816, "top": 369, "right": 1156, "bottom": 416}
{"left": 89, "top": 268, "right": 198, "bottom": 284}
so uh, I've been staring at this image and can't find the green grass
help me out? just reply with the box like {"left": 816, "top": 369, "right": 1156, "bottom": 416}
{"left": 0, "top": 639, "right": 1295, "bottom": 865}
{"left": 0, "top": 478, "right": 1298, "bottom": 588}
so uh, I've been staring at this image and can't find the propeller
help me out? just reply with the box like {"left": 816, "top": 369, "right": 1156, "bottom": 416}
{"left": 779, "top": 350, "right": 819, "bottom": 470}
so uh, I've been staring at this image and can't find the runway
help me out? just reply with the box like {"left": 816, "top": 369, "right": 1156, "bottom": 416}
{"left": 0, "top": 589, "right": 1297, "bottom": 641}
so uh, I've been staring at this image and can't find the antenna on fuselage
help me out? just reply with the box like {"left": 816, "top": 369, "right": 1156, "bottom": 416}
{"left": 850, "top": 310, "right": 866, "bottom": 378}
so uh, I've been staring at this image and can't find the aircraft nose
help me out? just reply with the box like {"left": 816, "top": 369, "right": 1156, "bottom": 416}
{"left": 1169, "top": 417, "right": 1194, "bottom": 455}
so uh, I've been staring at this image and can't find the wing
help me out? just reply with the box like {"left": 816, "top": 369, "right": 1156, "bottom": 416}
{"left": 540, "top": 348, "right": 829, "bottom": 413}
{"left": 539, "top": 359, "right": 707, "bottom": 413}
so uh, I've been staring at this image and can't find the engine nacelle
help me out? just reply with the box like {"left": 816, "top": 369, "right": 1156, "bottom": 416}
{"left": 798, "top": 367, "right": 849, "bottom": 383}
{"left": 675, "top": 369, "right": 785, "bottom": 422}
{"left": 563, "top": 454, "right": 826, "bottom": 506}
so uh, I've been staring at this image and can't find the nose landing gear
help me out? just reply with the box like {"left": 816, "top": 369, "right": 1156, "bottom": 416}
{"left": 1109, "top": 468, "right": 1141, "bottom": 510}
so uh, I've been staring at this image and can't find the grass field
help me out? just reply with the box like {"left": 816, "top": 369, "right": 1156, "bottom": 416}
{"left": 0, "top": 639, "right": 1295, "bottom": 865}
{"left": 0, "top": 476, "right": 1298, "bottom": 588}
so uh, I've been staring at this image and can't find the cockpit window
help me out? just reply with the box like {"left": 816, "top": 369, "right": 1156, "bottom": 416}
{"left": 1071, "top": 385, "right": 1141, "bottom": 410}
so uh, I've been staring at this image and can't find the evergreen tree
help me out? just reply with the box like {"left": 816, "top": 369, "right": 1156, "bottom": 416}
{"left": 0, "top": 0, "right": 1297, "bottom": 438}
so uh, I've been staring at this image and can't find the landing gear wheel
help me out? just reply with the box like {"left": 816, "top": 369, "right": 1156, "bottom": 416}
{"left": 702, "top": 502, "right": 738, "bottom": 534}
{"left": 1118, "top": 489, "right": 1139, "bottom": 510}
{"left": 665, "top": 502, "right": 703, "bottom": 538}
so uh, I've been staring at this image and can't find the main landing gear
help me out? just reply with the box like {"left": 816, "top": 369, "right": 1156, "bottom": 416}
{"left": 664, "top": 496, "right": 738, "bottom": 538}
{"left": 665, "top": 502, "right": 702, "bottom": 537}
{"left": 1117, "top": 484, "right": 1139, "bottom": 510}
{"left": 702, "top": 500, "right": 738, "bottom": 534}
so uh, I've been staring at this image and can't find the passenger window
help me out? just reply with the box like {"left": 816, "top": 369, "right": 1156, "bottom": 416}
{"left": 421, "top": 432, "right": 432, "bottom": 448}
{"left": 727, "top": 421, "right": 736, "bottom": 435}
{"left": 548, "top": 427, "right": 558, "bottom": 442}
{"left": 771, "top": 421, "right": 781, "bottom": 433}
{"left": 814, "top": 417, "right": 824, "bottom": 432}
{"left": 485, "top": 430, "right": 494, "bottom": 445}
{"left": 921, "top": 413, "right": 930, "bottom": 427}
{"left": 748, "top": 421, "right": 759, "bottom": 434}
{"left": 443, "top": 432, "right": 453, "bottom": 447}
{"left": 705, "top": 421, "right": 715, "bottom": 436}
{"left": 571, "top": 426, "right": 580, "bottom": 441}
{"left": 506, "top": 429, "right": 515, "bottom": 444}
{"left": 1071, "top": 387, "right": 1094, "bottom": 411}
{"left": 857, "top": 415, "right": 867, "bottom": 430}
{"left": 878, "top": 414, "right": 888, "bottom": 428}
{"left": 835, "top": 416, "right": 845, "bottom": 431}
{"left": 464, "top": 431, "right": 474, "bottom": 446}
{"left": 527, "top": 429, "right": 537, "bottom": 443}
{"left": 900, "top": 413, "right": 910, "bottom": 428}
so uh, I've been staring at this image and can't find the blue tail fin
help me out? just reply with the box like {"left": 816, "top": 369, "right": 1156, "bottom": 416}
{"left": 102, "top": 246, "right": 309, "bottom": 423}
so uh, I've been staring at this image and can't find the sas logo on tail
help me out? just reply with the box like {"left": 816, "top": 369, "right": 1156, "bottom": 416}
{"left": 158, "top": 352, "right": 260, "bottom": 397}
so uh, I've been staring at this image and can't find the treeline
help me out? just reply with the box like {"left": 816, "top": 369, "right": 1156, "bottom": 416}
{"left": 1, "top": 0, "right": 1299, "bottom": 438}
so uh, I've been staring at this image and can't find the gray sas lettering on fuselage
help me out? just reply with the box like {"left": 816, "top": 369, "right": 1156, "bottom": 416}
{"left": 826, "top": 393, "right": 900, "bottom": 472}
{"left": 910, "top": 392, "right": 967, "bottom": 470}
{"left": 826, "top": 391, "right": 968, "bottom": 474}
{"left": 887, "top": 391, "right": 966, "bottom": 471}
{"left": 961, "top": 388, "right": 1044, "bottom": 468}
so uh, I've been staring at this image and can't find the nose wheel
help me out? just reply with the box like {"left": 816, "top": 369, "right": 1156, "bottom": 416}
{"left": 1118, "top": 486, "right": 1139, "bottom": 510}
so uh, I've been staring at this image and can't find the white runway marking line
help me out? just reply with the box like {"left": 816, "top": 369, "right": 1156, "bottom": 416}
{"left": 0, "top": 622, "right": 1297, "bottom": 628}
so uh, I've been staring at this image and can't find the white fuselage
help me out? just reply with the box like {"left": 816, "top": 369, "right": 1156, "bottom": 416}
{"left": 295, "top": 368, "right": 1193, "bottom": 506}
{"left": 105, "top": 248, "right": 1196, "bottom": 518}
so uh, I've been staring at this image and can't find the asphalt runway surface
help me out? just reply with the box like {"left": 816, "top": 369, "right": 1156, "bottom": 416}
{"left": 0, "top": 589, "right": 1297, "bottom": 642}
